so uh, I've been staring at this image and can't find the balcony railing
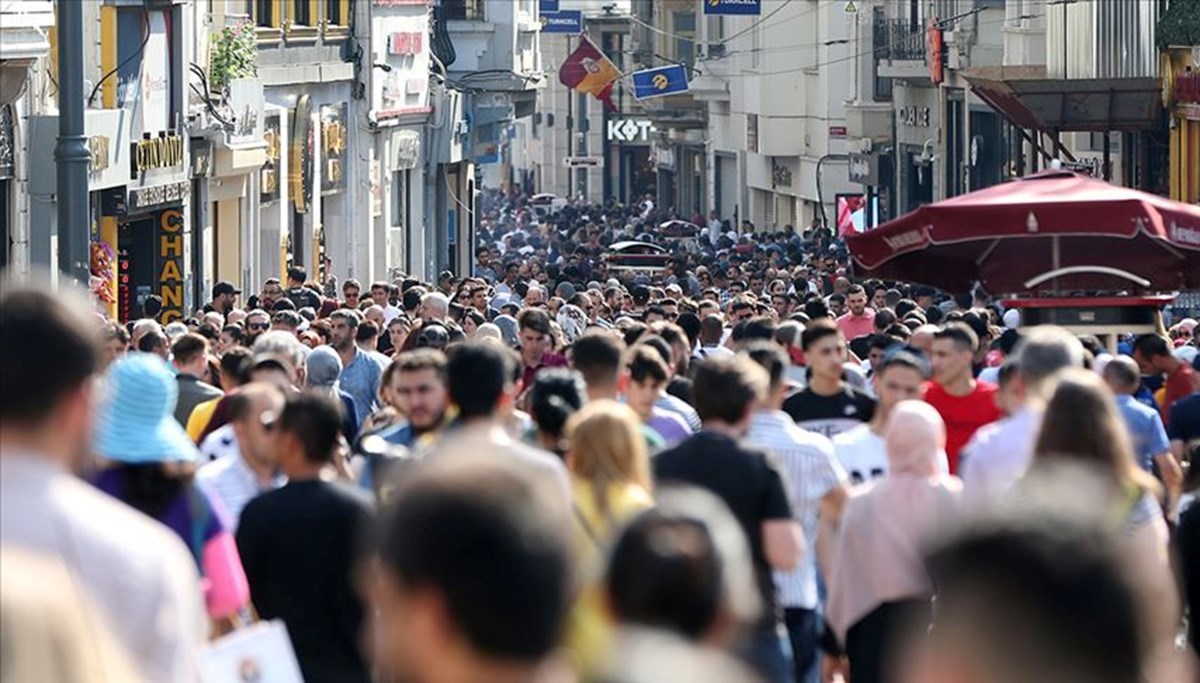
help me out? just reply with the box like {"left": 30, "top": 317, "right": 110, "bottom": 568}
{"left": 873, "top": 17, "right": 926, "bottom": 62}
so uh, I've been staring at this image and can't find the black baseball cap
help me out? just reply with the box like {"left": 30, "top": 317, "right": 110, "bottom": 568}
{"left": 212, "top": 281, "right": 241, "bottom": 297}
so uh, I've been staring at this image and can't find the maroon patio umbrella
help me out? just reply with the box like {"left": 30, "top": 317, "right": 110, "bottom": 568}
{"left": 847, "top": 170, "right": 1200, "bottom": 294}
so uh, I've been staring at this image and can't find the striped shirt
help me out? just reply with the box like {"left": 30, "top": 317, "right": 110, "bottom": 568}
{"left": 656, "top": 393, "right": 702, "bottom": 432}
{"left": 196, "top": 452, "right": 286, "bottom": 532}
{"left": 747, "top": 410, "right": 846, "bottom": 609}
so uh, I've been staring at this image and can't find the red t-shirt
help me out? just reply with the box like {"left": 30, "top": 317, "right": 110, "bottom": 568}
{"left": 923, "top": 380, "right": 1002, "bottom": 474}
{"left": 1162, "top": 362, "right": 1196, "bottom": 427}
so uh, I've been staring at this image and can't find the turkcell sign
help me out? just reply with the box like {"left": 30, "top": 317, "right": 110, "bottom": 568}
{"left": 539, "top": 0, "right": 559, "bottom": 12}
{"left": 541, "top": 10, "right": 583, "bottom": 33}
{"left": 704, "top": 0, "right": 762, "bottom": 15}
{"left": 632, "top": 64, "right": 690, "bottom": 100}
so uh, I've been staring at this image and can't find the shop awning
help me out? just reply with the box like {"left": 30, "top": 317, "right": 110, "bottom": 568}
{"left": 962, "top": 66, "right": 1163, "bottom": 132}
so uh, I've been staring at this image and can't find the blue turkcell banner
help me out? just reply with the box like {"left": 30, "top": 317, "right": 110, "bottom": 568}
{"left": 704, "top": 0, "right": 762, "bottom": 15}
{"left": 540, "top": 9, "right": 583, "bottom": 33}
{"left": 539, "top": 0, "right": 560, "bottom": 12}
{"left": 631, "top": 64, "right": 690, "bottom": 100}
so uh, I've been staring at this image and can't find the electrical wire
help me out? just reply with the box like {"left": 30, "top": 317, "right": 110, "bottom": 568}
{"left": 695, "top": 11, "right": 1044, "bottom": 79}
{"left": 88, "top": 7, "right": 150, "bottom": 106}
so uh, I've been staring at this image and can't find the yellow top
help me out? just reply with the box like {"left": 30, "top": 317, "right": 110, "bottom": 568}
{"left": 565, "top": 477, "right": 653, "bottom": 675}
{"left": 185, "top": 397, "right": 221, "bottom": 443}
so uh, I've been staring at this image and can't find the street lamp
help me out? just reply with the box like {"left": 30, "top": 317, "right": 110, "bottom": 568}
{"left": 54, "top": 0, "right": 91, "bottom": 284}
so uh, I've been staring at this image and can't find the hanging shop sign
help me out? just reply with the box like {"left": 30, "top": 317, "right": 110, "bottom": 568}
{"left": 130, "top": 131, "right": 185, "bottom": 177}
{"left": 157, "top": 208, "right": 185, "bottom": 323}
{"left": 540, "top": 10, "right": 583, "bottom": 33}
{"left": 261, "top": 111, "right": 282, "bottom": 203}
{"left": 191, "top": 138, "right": 213, "bottom": 178}
{"left": 290, "top": 94, "right": 314, "bottom": 213}
{"left": 88, "top": 135, "right": 112, "bottom": 174}
{"left": 704, "top": 0, "right": 761, "bottom": 16}
{"left": 392, "top": 129, "right": 421, "bottom": 170}
{"left": 226, "top": 79, "right": 265, "bottom": 149}
{"left": 320, "top": 103, "right": 348, "bottom": 193}
{"left": 848, "top": 151, "right": 891, "bottom": 186}
{"left": 631, "top": 64, "right": 690, "bottom": 100}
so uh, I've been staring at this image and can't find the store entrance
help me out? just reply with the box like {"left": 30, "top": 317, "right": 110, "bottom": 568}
{"left": 118, "top": 216, "right": 157, "bottom": 321}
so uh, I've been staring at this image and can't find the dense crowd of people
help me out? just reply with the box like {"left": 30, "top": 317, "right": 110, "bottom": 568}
{"left": 2, "top": 193, "right": 1199, "bottom": 683}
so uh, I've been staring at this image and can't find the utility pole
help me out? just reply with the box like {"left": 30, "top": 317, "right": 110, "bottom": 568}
{"left": 55, "top": 0, "right": 91, "bottom": 284}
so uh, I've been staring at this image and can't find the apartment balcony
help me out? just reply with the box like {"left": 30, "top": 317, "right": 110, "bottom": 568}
{"left": 874, "top": 17, "right": 931, "bottom": 81}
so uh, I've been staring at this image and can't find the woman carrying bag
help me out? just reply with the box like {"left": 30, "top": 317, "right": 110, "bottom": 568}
{"left": 91, "top": 353, "right": 251, "bottom": 625}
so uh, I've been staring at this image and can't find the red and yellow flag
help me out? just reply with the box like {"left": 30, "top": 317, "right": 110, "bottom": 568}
{"left": 558, "top": 36, "right": 620, "bottom": 111}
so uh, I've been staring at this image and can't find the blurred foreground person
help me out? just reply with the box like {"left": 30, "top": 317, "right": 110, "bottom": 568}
{"left": 1027, "top": 369, "right": 1181, "bottom": 676}
{"left": 960, "top": 326, "right": 1085, "bottom": 506}
{"left": 563, "top": 400, "right": 655, "bottom": 671}
{"left": 653, "top": 356, "right": 801, "bottom": 682}
{"left": 596, "top": 487, "right": 764, "bottom": 683}
{"left": 91, "top": 354, "right": 250, "bottom": 623}
{"left": 367, "top": 452, "right": 574, "bottom": 683}
{"left": 0, "top": 280, "right": 205, "bottom": 682}
{"left": 528, "top": 368, "right": 588, "bottom": 457}
{"left": 1, "top": 549, "right": 143, "bottom": 683}
{"left": 826, "top": 401, "right": 961, "bottom": 683}
{"left": 905, "top": 484, "right": 1148, "bottom": 683}
{"left": 236, "top": 392, "right": 374, "bottom": 683}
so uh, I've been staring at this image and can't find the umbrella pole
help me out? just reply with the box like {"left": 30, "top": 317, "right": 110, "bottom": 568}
{"left": 1052, "top": 235, "right": 1060, "bottom": 294}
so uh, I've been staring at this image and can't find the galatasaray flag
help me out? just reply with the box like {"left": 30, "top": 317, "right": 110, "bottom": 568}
{"left": 558, "top": 36, "right": 620, "bottom": 111}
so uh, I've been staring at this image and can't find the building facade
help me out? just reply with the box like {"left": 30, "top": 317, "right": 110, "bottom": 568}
{"left": 692, "top": 0, "right": 859, "bottom": 233}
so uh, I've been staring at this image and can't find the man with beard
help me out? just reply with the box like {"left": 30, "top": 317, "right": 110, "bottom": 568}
{"left": 377, "top": 350, "right": 450, "bottom": 448}
{"left": 330, "top": 309, "right": 385, "bottom": 429}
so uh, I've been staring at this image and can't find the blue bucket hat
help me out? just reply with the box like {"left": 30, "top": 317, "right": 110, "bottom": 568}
{"left": 93, "top": 354, "right": 199, "bottom": 464}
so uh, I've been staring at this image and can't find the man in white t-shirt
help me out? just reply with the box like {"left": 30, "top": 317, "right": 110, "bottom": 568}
{"left": 833, "top": 349, "right": 948, "bottom": 484}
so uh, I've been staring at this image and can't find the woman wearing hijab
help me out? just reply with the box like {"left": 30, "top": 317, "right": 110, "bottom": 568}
{"left": 90, "top": 354, "right": 250, "bottom": 625}
{"left": 826, "top": 400, "right": 962, "bottom": 683}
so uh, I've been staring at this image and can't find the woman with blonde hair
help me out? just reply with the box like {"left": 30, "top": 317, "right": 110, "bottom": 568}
{"left": 562, "top": 400, "right": 654, "bottom": 673}
{"left": 1029, "top": 368, "right": 1181, "bottom": 679}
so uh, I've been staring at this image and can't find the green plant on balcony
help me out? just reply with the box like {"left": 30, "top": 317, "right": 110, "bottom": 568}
{"left": 1156, "top": 0, "right": 1200, "bottom": 50}
{"left": 209, "top": 21, "right": 258, "bottom": 95}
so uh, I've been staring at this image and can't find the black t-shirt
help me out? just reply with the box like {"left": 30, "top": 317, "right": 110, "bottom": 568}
{"left": 236, "top": 480, "right": 374, "bottom": 683}
{"left": 783, "top": 386, "right": 876, "bottom": 438}
{"left": 653, "top": 432, "right": 793, "bottom": 629}
{"left": 285, "top": 286, "right": 323, "bottom": 312}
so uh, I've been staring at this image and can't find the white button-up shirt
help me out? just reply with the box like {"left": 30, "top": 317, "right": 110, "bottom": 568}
{"left": 196, "top": 451, "right": 286, "bottom": 532}
{"left": 959, "top": 407, "right": 1043, "bottom": 508}
{"left": 746, "top": 410, "right": 846, "bottom": 610}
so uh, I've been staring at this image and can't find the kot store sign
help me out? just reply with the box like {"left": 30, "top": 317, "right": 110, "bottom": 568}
{"left": 607, "top": 119, "right": 654, "bottom": 143}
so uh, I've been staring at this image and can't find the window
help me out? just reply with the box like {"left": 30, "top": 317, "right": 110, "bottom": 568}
{"left": 291, "top": 0, "right": 314, "bottom": 27}
{"left": 325, "top": 0, "right": 350, "bottom": 26}
{"left": 254, "top": 0, "right": 278, "bottom": 27}
{"left": 673, "top": 11, "right": 695, "bottom": 69}
{"left": 444, "top": 0, "right": 483, "bottom": 21}
{"left": 747, "top": 114, "right": 758, "bottom": 153}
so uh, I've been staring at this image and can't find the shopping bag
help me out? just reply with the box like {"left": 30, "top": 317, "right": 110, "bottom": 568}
{"left": 199, "top": 618, "right": 304, "bottom": 683}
